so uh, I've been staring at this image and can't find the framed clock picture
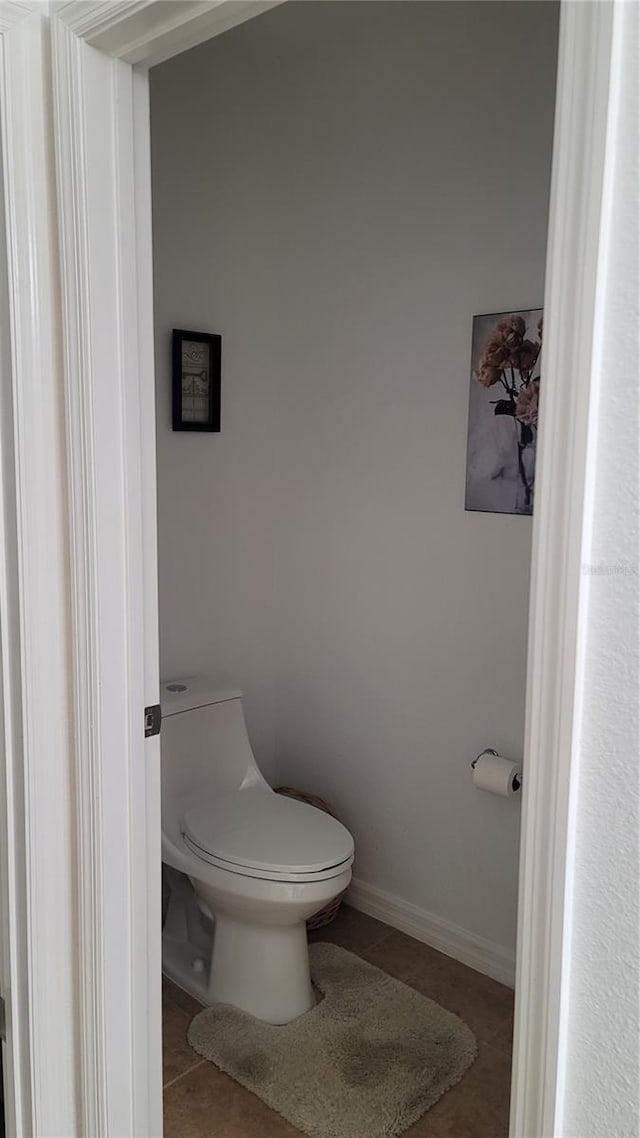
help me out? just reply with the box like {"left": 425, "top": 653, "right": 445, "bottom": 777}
{"left": 172, "top": 329, "right": 222, "bottom": 432}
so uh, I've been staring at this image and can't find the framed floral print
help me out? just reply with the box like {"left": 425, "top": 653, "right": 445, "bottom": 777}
{"left": 172, "top": 329, "right": 221, "bottom": 432}
{"left": 465, "top": 308, "right": 542, "bottom": 515}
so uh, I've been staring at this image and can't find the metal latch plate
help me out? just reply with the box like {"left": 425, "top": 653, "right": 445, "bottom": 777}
{"left": 144, "top": 704, "right": 162, "bottom": 738}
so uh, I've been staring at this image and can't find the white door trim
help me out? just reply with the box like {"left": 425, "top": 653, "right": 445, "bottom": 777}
{"left": 49, "top": 17, "right": 166, "bottom": 1134}
{"left": 50, "top": 20, "right": 110, "bottom": 1131}
{"left": 54, "top": 0, "right": 285, "bottom": 66}
{"left": 510, "top": 3, "right": 617, "bottom": 1134}
{"left": 0, "top": 6, "right": 79, "bottom": 1133}
{"left": 0, "top": 29, "right": 31, "bottom": 1129}
{"left": 0, "top": 0, "right": 625, "bottom": 1134}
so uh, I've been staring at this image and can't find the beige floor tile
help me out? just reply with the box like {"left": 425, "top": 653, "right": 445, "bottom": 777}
{"left": 308, "top": 903, "right": 393, "bottom": 954}
{"left": 364, "top": 931, "right": 515, "bottom": 1048}
{"left": 163, "top": 1001, "right": 203, "bottom": 1087}
{"left": 163, "top": 975, "right": 204, "bottom": 1018}
{"left": 485, "top": 1011, "right": 514, "bottom": 1058}
{"left": 403, "top": 1044, "right": 512, "bottom": 1138}
{"left": 163, "top": 1061, "right": 303, "bottom": 1138}
{"left": 360, "top": 926, "right": 451, "bottom": 981}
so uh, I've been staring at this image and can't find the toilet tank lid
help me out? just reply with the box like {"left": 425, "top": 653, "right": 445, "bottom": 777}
{"left": 160, "top": 676, "right": 242, "bottom": 717}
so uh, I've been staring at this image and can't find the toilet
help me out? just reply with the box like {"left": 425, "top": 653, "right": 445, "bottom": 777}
{"left": 160, "top": 677, "right": 354, "bottom": 1024}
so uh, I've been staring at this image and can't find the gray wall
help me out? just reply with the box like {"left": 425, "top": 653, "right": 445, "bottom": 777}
{"left": 151, "top": 1, "right": 559, "bottom": 960}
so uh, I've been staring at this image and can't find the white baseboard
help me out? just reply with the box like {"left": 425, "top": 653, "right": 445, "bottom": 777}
{"left": 347, "top": 878, "right": 516, "bottom": 989}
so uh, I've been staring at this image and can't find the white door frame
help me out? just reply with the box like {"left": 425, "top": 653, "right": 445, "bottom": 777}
{"left": 510, "top": 4, "right": 620, "bottom": 1134}
{"left": 0, "top": 0, "right": 622, "bottom": 1133}
{"left": 0, "top": 7, "right": 80, "bottom": 1133}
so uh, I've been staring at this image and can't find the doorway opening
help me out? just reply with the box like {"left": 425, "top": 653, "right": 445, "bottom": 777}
{"left": 148, "top": 3, "right": 559, "bottom": 1134}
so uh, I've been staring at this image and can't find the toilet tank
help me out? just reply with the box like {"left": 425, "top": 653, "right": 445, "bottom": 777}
{"left": 160, "top": 678, "right": 268, "bottom": 821}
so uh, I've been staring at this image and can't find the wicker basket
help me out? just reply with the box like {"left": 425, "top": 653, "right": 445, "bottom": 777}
{"left": 274, "top": 785, "right": 349, "bottom": 930}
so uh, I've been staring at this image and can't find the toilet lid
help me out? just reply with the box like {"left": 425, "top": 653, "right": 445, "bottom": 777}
{"left": 182, "top": 788, "right": 354, "bottom": 877}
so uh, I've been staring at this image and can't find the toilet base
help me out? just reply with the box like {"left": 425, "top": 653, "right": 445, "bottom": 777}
{"left": 208, "top": 913, "right": 314, "bottom": 1024}
{"left": 162, "top": 868, "right": 211, "bottom": 1003}
{"left": 162, "top": 933, "right": 209, "bottom": 1005}
{"left": 161, "top": 867, "right": 317, "bottom": 1024}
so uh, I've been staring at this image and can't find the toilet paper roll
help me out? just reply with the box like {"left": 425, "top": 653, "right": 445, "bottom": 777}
{"left": 473, "top": 752, "right": 521, "bottom": 797}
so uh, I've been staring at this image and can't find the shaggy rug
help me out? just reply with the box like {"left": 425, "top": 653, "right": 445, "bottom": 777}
{"left": 187, "top": 942, "right": 477, "bottom": 1138}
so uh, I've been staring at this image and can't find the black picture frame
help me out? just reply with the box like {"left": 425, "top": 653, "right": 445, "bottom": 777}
{"left": 172, "top": 328, "right": 221, "bottom": 432}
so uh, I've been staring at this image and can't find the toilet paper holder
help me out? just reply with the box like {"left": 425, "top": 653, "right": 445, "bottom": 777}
{"left": 471, "top": 748, "right": 522, "bottom": 790}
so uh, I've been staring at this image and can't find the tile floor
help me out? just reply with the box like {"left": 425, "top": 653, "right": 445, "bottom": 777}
{"left": 163, "top": 906, "right": 514, "bottom": 1138}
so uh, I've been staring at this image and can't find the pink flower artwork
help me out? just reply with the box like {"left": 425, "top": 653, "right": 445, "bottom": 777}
{"left": 465, "top": 308, "right": 542, "bottom": 515}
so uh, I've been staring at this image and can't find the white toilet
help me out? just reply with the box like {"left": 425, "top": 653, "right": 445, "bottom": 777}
{"left": 160, "top": 676, "right": 354, "bottom": 1024}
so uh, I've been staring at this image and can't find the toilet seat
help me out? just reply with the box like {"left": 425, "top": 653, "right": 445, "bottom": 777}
{"left": 182, "top": 787, "right": 354, "bottom": 883}
{"left": 182, "top": 837, "right": 353, "bottom": 883}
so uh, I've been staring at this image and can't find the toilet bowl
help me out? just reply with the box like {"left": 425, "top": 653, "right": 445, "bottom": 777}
{"left": 160, "top": 677, "right": 354, "bottom": 1024}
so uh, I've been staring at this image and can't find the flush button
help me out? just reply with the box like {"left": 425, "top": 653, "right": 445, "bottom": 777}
{"left": 167, "top": 683, "right": 187, "bottom": 692}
